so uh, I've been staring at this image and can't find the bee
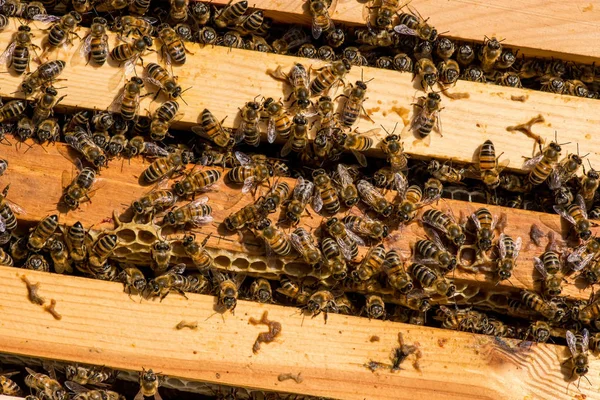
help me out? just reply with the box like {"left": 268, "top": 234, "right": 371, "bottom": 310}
{"left": 554, "top": 194, "right": 592, "bottom": 241}
{"left": 286, "top": 176, "right": 314, "bottom": 225}
{"left": 436, "top": 306, "right": 489, "bottom": 333}
{"left": 408, "top": 263, "right": 456, "bottom": 297}
{"left": 415, "top": 232, "right": 457, "bottom": 273}
{"left": 394, "top": 8, "right": 438, "bottom": 41}
{"left": 25, "top": 367, "right": 67, "bottom": 400}
{"left": 227, "top": 151, "right": 273, "bottom": 194}
{"left": 0, "top": 371, "right": 22, "bottom": 396}
{"left": 190, "top": 1, "right": 211, "bottom": 25}
{"left": 368, "top": 0, "right": 402, "bottom": 29}
{"left": 24, "top": 253, "right": 50, "bottom": 271}
{"left": 521, "top": 290, "right": 562, "bottom": 320}
{"left": 94, "top": 0, "right": 129, "bottom": 13}
{"left": 236, "top": 9, "right": 264, "bottom": 35}
{"left": 214, "top": 0, "right": 248, "bottom": 29}
{"left": 106, "top": 133, "right": 127, "bottom": 158}
{"left": 462, "top": 64, "right": 486, "bottom": 82}
{"left": 568, "top": 236, "right": 600, "bottom": 274}
{"left": 0, "top": 185, "right": 25, "bottom": 233}
{"left": 28, "top": 214, "right": 58, "bottom": 251}
{"left": 411, "top": 92, "right": 443, "bottom": 138}
{"left": 118, "top": 266, "right": 147, "bottom": 296}
{"left": 332, "top": 164, "right": 358, "bottom": 208}
{"left": 197, "top": 27, "right": 218, "bottom": 46}
{"left": 162, "top": 197, "right": 213, "bottom": 227}
{"left": 61, "top": 158, "right": 98, "bottom": 210}
{"left": 192, "top": 109, "right": 235, "bottom": 148}
{"left": 321, "top": 237, "right": 347, "bottom": 280}
{"left": 157, "top": 23, "right": 190, "bottom": 66}
{"left": 338, "top": 78, "right": 372, "bottom": 128}
{"left": 343, "top": 215, "right": 389, "bottom": 241}
{"left": 146, "top": 62, "right": 185, "bottom": 101}
{"left": 499, "top": 173, "right": 532, "bottom": 193}
{"left": 167, "top": 0, "right": 189, "bottom": 22}
{"left": 0, "top": 25, "right": 40, "bottom": 75}
{"left": 146, "top": 264, "right": 208, "bottom": 300}
{"left": 254, "top": 219, "right": 292, "bottom": 256}
{"left": 261, "top": 98, "right": 292, "bottom": 144}
{"left": 540, "top": 75, "right": 565, "bottom": 93}
{"left": 172, "top": 169, "right": 220, "bottom": 198}
{"left": 36, "top": 118, "right": 60, "bottom": 143}
{"left": 0, "top": 159, "right": 7, "bottom": 176}
{"left": 437, "top": 59, "right": 460, "bottom": 85}
{"left": 89, "top": 233, "right": 118, "bottom": 271}
{"left": 112, "top": 16, "right": 155, "bottom": 37}
{"left": 269, "top": 63, "right": 312, "bottom": 112}
{"left": 352, "top": 244, "right": 386, "bottom": 282}
{"left": 565, "top": 79, "right": 590, "bottom": 98}
{"left": 364, "top": 294, "right": 386, "bottom": 319}
{"left": 64, "top": 365, "right": 115, "bottom": 387}
{"left": 246, "top": 35, "right": 272, "bottom": 52}
{"left": 550, "top": 150, "right": 584, "bottom": 190}
{"left": 0, "top": 248, "right": 13, "bottom": 266}
{"left": 382, "top": 249, "right": 413, "bottom": 294}
{"left": 42, "top": 11, "right": 82, "bottom": 52}
{"left": 565, "top": 329, "right": 590, "bottom": 386}
{"left": 151, "top": 240, "right": 172, "bottom": 274}
{"left": 477, "top": 140, "right": 507, "bottom": 189}
{"left": 324, "top": 217, "right": 363, "bottom": 261}
{"left": 174, "top": 23, "right": 193, "bottom": 41}
{"left": 380, "top": 127, "right": 408, "bottom": 172}
{"left": 277, "top": 276, "right": 311, "bottom": 304}
{"left": 224, "top": 200, "right": 266, "bottom": 231}
{"left": 181, "top": 233, "right": 213, "bottom": 271}
{"left": 111, "top": 35, "right": 153, "bottom": 75}
{"left": 307, "top": 289, "right": 338, "bottom": 322}
{"left": 20, "top": 59, "right": 65, "bottom": 96}
{"left": 375, "top": 56, "right": 393, "bottom": 69}
{"left": 64, "top": 128, "right": 107, "bottom": 169}
{"left": 496, "top": 71, "right": 522, "bottom": 87}
{"left": 357, "top": 179, "right": 394, "bottom": 218}
{"left": 237, "top": 101, "right": 261, "bottom": 147}
{"left": 78, "top": 17, "right": 109, "bottom": 66}
{"left": 313, "top": 168, "right": 341, "bottom": 214}
{"left": 32, "top": 86, "right": 64, "bottom": 125}
{"left": 262, "top": 181, "right": 290, "bottom": 213}
{"left": 142, "top": 150, "right": 192, "bottom": 183}
{"left": 456, "top": 43, "right": 475, "bottom": 66}
{"left": 218, "top": 30, "right": 245, "bottom": 50}
{"left": 435, "top": 37, "right": 455, "bottom": 59}
{"left": 272, "top": 27, "right": 310, "bottom": 55}
{"left": 126, "top": 136, "right": 169, "bottom": 159}
{"left": 290, "top": 227, "right": 322, "bottom": 268}
{"left": 213, "top": 271, "right": 246, "bottom": 313}
{"left": 250, "top": 278, "right": 272, "bottom": 303}
{"left": 297, "top": 43, "right": 317, "bottom": 58}
{"left": 114, "top": 76, "right": 145, "bottom": 122}
{"left": 394, "top": 172, "right": 427, "bottom": 224}
{"left": 308, "top": 0, "right": 335, "bottom": 39}
{"left": 422, "top": 209, "right": 466, "bottom": 246}
{"left": 392, "top": 53, "right": 413, "bottom": 72}
{"left": 497, "top": 233, "right": 522, "bottom": 282}
{"left": 470, "top": 207, "right": 497, "bottom": 253}
{"left": 534, "top": 252, "right": 564, "bottom": 297}
{"left": 134, "top": 368, "right": 162, "bottom": 400}
{"left": 66, "top": 221, "right": 87, "bottom": 262}
{"left": 522, "top": 139, "right": 563, "bottom": 186}
{"left": 65, "top": 382, "right": 124, "bottom": 400}
{"left": 148, "top": 100, "right": 179, "bottom": 141}
{"left": 310, "top": 58, "right": 352, "bottom": 96}
{"left": 325, "top": 27, "right": 345, "bottom": 48}
{"left": 524, "top": 321, "right": 551, "bottom": 343}
{"left": 480, "top": 36, "right": 502, "bottom": 72}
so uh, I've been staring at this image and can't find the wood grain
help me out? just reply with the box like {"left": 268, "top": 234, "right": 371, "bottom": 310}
{"left": 209, "top": 0, "right": 600, "bottom": 63}
{"left": 0, "top": 265, "right": 597, "bottom": 400}
{"left": 0, "top": 140, "right": 595, "bottom": 301}
{"left": 1, "top": 19, "right": 600, "bottom": 172}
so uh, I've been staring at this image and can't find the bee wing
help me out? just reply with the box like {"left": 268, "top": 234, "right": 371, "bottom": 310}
{"left": 357, "top": 180, "right": 381, "bottom": 206}
{"left": 267, "top": 118, "right": 276, "bottom": 143}
{"left": 429, "top": 230, "right": 445, "bottom": 250}
{"left": 134, "top": 390, "right": 145, "bottom": 400}
{"left": 575, "top": 253, "right": 594, "bottom": 272}
{"left": 582, "top": 328, "right": 589, "bottom": 351}
{"left": 34, "top": 14, "right": 61, "bottom": 23}
{"left": 170, "top": 263, "right": 187, "bottom": 275}
{"left": 533, "top": 257, "right": 547, "bottom": 278}
{"left": 576, "top": 194, "right": 588, "bottom": 218}
{"left": 553, "top": 205, "right": 576, "bottom": 225}
{"left": 233, "top": 272, "right": 247, "bottom": 289}
{"left": 242, "top": 177, "right": 256, "bottom": 194}
{"left": 351, "top": 149, "right": 368, "bottom": 167}
{"left": 123, "top": 57, "right": 138, "bottom": 77}
{"left": 295, "top": 178, "right": 314, "bottom": 203}
{"left": 280, "top": 137, "right": 293, "bottom": 157}
{"left": 337, "top": 237, "right": 354, "bottom": 261}
{"left": 393, "top": 24, "right": 418, "bottom": 37}
{"left": 290, "top": 232, "right": 304, "bottom": 255}
{"left": 144, "top": 143, "right": 169, "bottom": 158}
{"left": 192, "top": 215, "right": 214, "bottom": 225}
{"left": 234, "top": 151, "right": 252, "bottom": 166}
{"left": 0, "top": 217, "right": 6, "bottom": 234}
{"left": 346, "top": 228, "right": 365, "bottom": 247}
{"left": 470, "top": 212, "right": 482, "bottom": 231}
{"left": 433, "top": 111, "right": 442, "bottom": 134}
{"left": 291, "top": 63, "right": 310, "bottom": 87}
{"left": 522, "top": 154, "right": 544, "bottom": 170}
{"left": 312, "top": 190, "right": 323, "bottom": 213}
{"left": 6, "top": 198, "right": 26, "bottom": 215}
{"left": 394, "top": 172, "right": 408, "bottom": 197}
{"left": 513, "top": 236, "right": 522, "bottom": 259}
{"left": 235, "top": 121, "right": 246, "bottom": 143}
{"left": 64, "top": 381, "right": 90, "bottom": 394}
{"left": 311, "top": 19, "right": 323, "bottom": 40}
{"left": 566, "top": 330, "right": 578, "bottom": 356}
{"left": 0, "top": 42, "right": 16, "bottom": 67}
{"left": 337, "top": 164, "right": 353, "bottom": 187}
{"left": 189, "top": 196, "right": 209, "bottom": 207}
{"left": 547, "top": 167, "right": 561, "bottom": 190}
{"left": 498, "top": 233, "right": 507, "bottom": 258}
{"left": 567, "top": 245, "right": 587, "bottom": 264}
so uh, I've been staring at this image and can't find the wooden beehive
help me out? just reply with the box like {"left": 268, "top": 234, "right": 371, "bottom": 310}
{"left": 0, "top": 1, "right": 600, "bottom": 399}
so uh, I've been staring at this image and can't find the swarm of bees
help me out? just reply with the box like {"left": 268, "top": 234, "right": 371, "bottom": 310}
{"left": 0, "top": 0, "right": 599, "bottom": 397}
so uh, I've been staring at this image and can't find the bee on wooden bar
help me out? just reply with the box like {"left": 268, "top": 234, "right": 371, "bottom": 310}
{"left": 523, "top": 137, "right": 563, "bottom": 186}
{"left": 218, "top": 30, "right": 245, "bottom": 51}
{"left": 277, "top": 276, "right": 310, "bottom": 304}
{"left": 253, "top": 219, "right": 292, "bottom": 256}
{"left": 197, "top": 27, "right": 218, "bottom": 45}
{"left": 271, "top": 27, "right": 310, "bottom": 55}
{"left": 126, "top": 136, "right": 169, "bottom": 159}
{"left": 142, "top": 149, "right": 192, "bottom": 183}
{"left": 521, "top": 290, "right": 562, "bottom": 321}
{"left": 310, "top": 58, "right": 351, "bottom": 96}
{"left": 151, "top": 239, "right": 172, "bottom": 274}
{"left": 534, "top": 251, "right": 564, "bottom": 297}
{"left": 307, "top": 289, "right": 338, "bottom": 322}
{"left": 313, "top": 168, "right": 340, "bottom": 214}
{"left": 250, "top": 278, "right": 272, "bottom": 303}
{"left": 262, "top": 97, "right": 292, "bottom": 143}
{"left": 182, "top": 233, "right": 213, "bottom": 272}
{"left": 285, "top": 176, "right": 314, "bottom": 225}
{"left": 540, "top": 75, "right": 565, "bottom": 94}
{"left": 554, "top": 194, "right": 592, "bottom": 241}
{"left": 157, "top": 23, "right": 190, "bottom": 66}
{"left": 392, "top": 53, "right": 413, "bottom": 72}
{"left": 357, "top": 179, "right": 393, "bottom": 218}
{"left": 343, "top": 214, "right": 389, "bottom": 241}
{"left": 0, "top": 185, "right": 25, "bottom": 233}
{"left": 214, "top": 0, "right": 248, "bottom": 29}
{"left": 118, "top": 266, "right": 147, "bottom": 296}
{"left": 65, "top": 381, "right": 125, "bottom": 400}
{"left": 21, "top": 60, "right": 66, "bottom": 96}
{"left": 352, "top": 244, "right": 386, "bottom": 282}
{"left": 394, "top": 7, "right": 438, "bottom": 41}
{"left": 162, "top": 197, "right": 213, "bottom": 227}
{"left": 290, "top": 227, "right": 322, "bottom": 269}
{"left": 394, "top": 172, "right": 428, "bottom": 224}
{"left": 470, "top": 207, "right": 497, "bottom": 253}
{"left": 146, "top": 264, "right": 208, "bottom": 300}
{"left": 134, "top": 368, "right": 162, "bottom": 400}
{"left": 269, "top": 63, "right": 312, "bottom": 113}
{"left": 237, "top": 100, "right": 261, "bottom": 147}
{"left": 479, "top": 36, "right": 502, "bottom": 73}
{"left": 111, "top": 35, "right": 153, "bottom": 76}
{"left": 364, "top": 294, "right": 386, "bottom": 319}
{"left": 437, "top": 59, "right": 460, "bottom": 85}
{"left": 422, "top": 209, "right": 465, "bottom": 247}
{"left": 62, "top": 159, "right": 98, "bottom": 210}
{"left": 496, "top": 233, "right": 521, "bottom": 282}
{"left": 25, "top": 368, "right": 67, "bottom": 400}
{"left": 476, "top": 140, "right": 507, "bottom": 189}
{"left": 66, "top": 221, "right": 87, "bottom": 262}
{"left": 28, "top": 214, "right": 58, "bottom": 251}
{"left": 89, "top": 233, "right": 118, "bottom": 270}
{"left": 213, "top": 270, "right": 246, "bottom": 313}
{"left": 111, "top": 16, "right": 156, "bottom": 37}
{"left": 76, "top": 17, "right": 109, "bottom": 66}
{"left": 321, "top": 237, "right": 347, "bottom": 280}
{"left": 565, "top": 329, "right": 591, "bottom": 387}
{"left": 308, "top": 0, "right": 335, "bottom": 39}
{"left": 324, "top": 217, "right": 363, "bottom": 261}
{"left": 409, "top": 263, "right": 455, "bottom": 297}
{"left": 382, "top": 249, "right": 413, "bottom": 294}
{"left": 192, "top": 108, "right": 235, "bottom": 149}
{"left": 415, "top": 232, "right": 456, "bottom": 273}
{"left": 65, "top": 364, "right": 116, "bottom": 387}
{"left": 65, "top": 128, "right": 107, "bottom": 169}
{"left": 172, "top": 169, "right": 220, "bottom": 198}
{"left": 495, "top": 71, "right": 522, "bottom": 88}
{"left": 41, "top": 11, "right": 82, "bottom": 53}
{"left": 32, "top": 86, "right": 65, "bottom": 125}
{"left": 0, "top": 25, "right": 40, "bottom": 75}
{"left": 224, "top": 199, "right": 266, "bottom": 231}
{"left": 334, "top": 164, "right": 358, "bottom": 208}
{"left": 146, "top": 62, "right": 185, "bottom": 101}
{"left": 114, "top": 76, "right": 146, "bottom": 121}
{"left": 227, "top": 151, "right": 273, "bottom": 194}
{"left": 412, "top": 92, "right": 443, "bottom": 139}
{"left": 338, "top": 76, "right": 373, "bottom": 128}
{"left": 36, "top": 117, "right": 60, "bottom": 143}
{"left": 262, "top": 181, "right": 290, "bottom": 213}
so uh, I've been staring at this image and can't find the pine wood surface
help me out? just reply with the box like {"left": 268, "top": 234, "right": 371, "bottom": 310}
{"left": 0, "top": 265, "right": 598, "bottom": 400}
{"left": 208, "top": 0, "right": 600, "bottom": 63}
{"left": 0, "top": 140, "right": 595, "bottom": 302}
{"left": 0, "top": 19, "right": 599, "bottom": 172}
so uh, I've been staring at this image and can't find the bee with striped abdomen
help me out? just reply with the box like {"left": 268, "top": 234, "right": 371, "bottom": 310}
{"left": 471, "top": 207, "right": 497, "bottom": 253}
{"left": 111, "top": 35, "right": 153, "bottom": 76}
{"left": 310, "top": 58, "right": 351, "bottom": 96}
{"left": 412, "top": 92, "right": 443, "bottom": 139}
{"left": 422, "top": 208, "right": 465, "bottom": 247}
{"left": 290, "top": 227, "right": 322, "bottom": 269}
{"left": 338, "top": 77, "right": 373, "bottom": 129}
{"left": 0, "top": 185, "right": 25, "bottom": 234}
{"left": 476, "top": 140, "right": 507, "bottom": 189}
{"left": 224, "top": 199, "right": 266, "bottom": 231}
{"left": 25, "top": 368, "right": 67, "bottom": 400}
{"left": 157, "top": 23, "right": 190, "bottom": 66}
{"left": 497, "top": 233, "right": 521, "bottom": 282}
{"left": 394, "top": 172, "right": 428, "bottom": 224}
{"left": 162, "top": 197, "right": 213, "bottom": 227}
{"left": 142, "top": 150, "right": 192, "bottom": 183}
{"left": 324, "top": 217, "right": 363, "bottom": 261}
{"left": 192, "top": 108, "right": 235, "bottom": 148}
{"left": 269, "top": 63, "right": 312, "bottom": 113}
{"left": 146, "top": 62, "right": 185, "bottom": 101}
{"left": 28, "top": 214, "right": 58, "bottom": 251}
{"left": 554, "top": 194, "right": 592, "bottom": 241}
{"left": 357, "top": 179, "right": 393, "bottom": 218}
{"left": 253, "top": 219, "right": 292, "bottom": 256}
{"left": 262, "top": 181, "right": 290, "bottom": 213}
{"left": 286, "top": 176, "right": 314, "bottom": 225}
{"left": 262, "top": 97, "right": 292, "bottom": 143}
{"left": 321, "top": 237, "right": 347, "bottom": 280}
{"left": 89, "top": 233, "right": 118, "bottom": 270}
{"left": 336, "top": 164, "right": 359, "bottom": 208}
{"left": 111, "top": 16, "right": 156, "bottom": 37}
{"left": 414, "top": 58, "right": 438, "bottom": 90}
{"left": 40, "top": 11, "right": 81, "bottom": 53}
{"left": 118, "top": 266, "right": 147, "bottom": 297}
{"left": 383, "top": 250, "right": 413, "bottom": 294}
{"left": 479, "top": 36, "right": 502, "bottom": 72}
{"left": 114, "top": 76, "right": 146, "bottom": 122}
{"left": 313, "top": 168, "right": 340, "bottom": 214}
{"left": 20, "top": 60, "right": 66, "bottom": 96}
{"left": 62, "top": 159, "right": 98, "bottom": 210}
{"left": 380, "top": 125, "right": 408, "bottom": 172}
{"left": 227, "top": 151, "right": 273, "bottom": 194}
{"left": 214, "top": 0, "right": 248, "bottom": 28}
{"left": 78, "top": 17, "right": 108, "bottom": 66}
{"left": 0, "top": 25, "right": 40, "bottom": 75}
{"left": 64, "top": 128, "right": 107, "bottom": 169}
{"left": 409, "top": 263, "right": 456, "bottom": 297}
{"left": 352, "top": 244, "right": 386, "bottom": 282}
{"left": 521, "top": 290, "right": 562, "bottom": 321}
{"left": 151, "top": 239, "right": 172, "bottom": 274}
{"left": 237, "top": 101, "right": 261, "bottom": 147}
{"left": 394, "top": 7, "right": 438, "bottom": 41}
{"left": 534, "top": 251, "right": 565, "bottom": 297}
{"left": 308, "top": 0, "right": 335, "bottom": 39}
{"left": 0, "top": 371, "right": 22, "bottom": 396}
{"left": 131, "top": 188, "right": 177, "bottom": 216}
{"left": 415, "top": 232, "right": 456, "bottom": 273}
{"left": 343, "top": 214, "right": 389, "bottom": 241}
{"left": 213, "top": 270, "right": 246, "bottom": 313}
{"left": 172, "top": 169, "right": 220, "bottom": 198}
{"left": 565, "top": 329, "right": 590, "bottom": 386}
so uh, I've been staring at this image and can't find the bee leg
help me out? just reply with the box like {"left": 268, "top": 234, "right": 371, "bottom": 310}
{"left": 360, "top": 104, "right": 375, "bottom": 123}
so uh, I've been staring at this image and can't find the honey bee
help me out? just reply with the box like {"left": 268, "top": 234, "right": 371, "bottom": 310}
{"left": 313, "top": 168, "right": 340, "bottom": 214}
{"left": 65, "top": 381, "right": 124, "bottom": 400}
{"left": 324, "top": 217, "right": 364, "bottom": 261}
{"left": 422, "top": 209, "right": 465, "bottom": 246}
{"left": 521, "top": 290, "right": 562, "bottom": 320}
{"left": 414, "top": 58, "right": 439, "bottom": 90}
{"left": 237, "top": 101, "right": 261, "bottom": 147}
{"left": 290, "top": 227, "right": 322, "bottom": 268}
{"left": 437, "top": 59, "right": 460, "bottom": 85}
{"left": 338, "top": 78, "right": 373, "bottom": 128}
{"left": 192, "top": 108, "right": 235, "bottom": 148}
{"left": 0, "top": 25, "right": 40, "bottom": 75}
{"left": 25, "top": 367, "right": 67, "bottom": 400}
{"left": 28, "top": 214, "right": 58, "bottom": 251}
{"left": 380, "top": 126, "right": 408, "bottom": 172}
{"left": 64, "top": 128, "right": 107, "bottom": 169}
{"left": 394, "top": 7, "right": 438, "bottom": 41}
{"left": 250, "top": 278, "right": 272, "bottom": 303}
{"left": 343, "top": 214, "right": 389, "bottom": 241}
{"left": 227, "top": 151, "right": 273, "bottom": 194}
{"left": 522, "top": 138, "right": 562, "bottom": 185}
{"left": 392, "top": 52, "right": 413, "bottom": 72}
{"left": 580, "top": 164, "right": 599, "bottom": 207}
{"left": 65, "top": 364, "right": 115, "bottom": 387}
{"left": 310, "top": 58, "right": 352, "bottom": 96}
{"left": 126, "top": 136, "right": 169, "bottom": 159}
{"left": 352, "top": 244, "right": 386, "bottom": 281}
{"left": 364, "top": 294, "right": 386, "bottom": 319}
{"left": 436, "top": 306, "right": 489, "bottom": 333}
{"left": 382, "top": 249, "right": 413, "bottom": 294}
{"left": 41, "top": 11, "right": 82, "bottom": 52}
{"left": 162, "top": 197, "right": 213, "bottom": 227}
{"left": 142, "top": 150, "right": 192, "bottom": 183}
{"left": 111, "top": 16, "right": 156, "bottom": 37}
{"left": 321, "top": 237, "right": 347, "bottom": 280}
{"left": 0, "top": 184, "right": 26, "bottom": 233}
{"left": 0, "top": 371, "right": 22, "bottom": 396}
{"left": 470, "top": 207, "right": 497, "bottom": 253}
{"left": 479, "top": 36, "right": 502, "bottom": 72}
{"left": 549, "top": 151, "right": 584, "bottom": 191}
{"left": 409, "top": 263, "right": 456, "bottom": 297}
{"left": 197, "top": 27, "right": 218, "bottom": 45}
{"left": 414, "top": 232, "right": 457, "bottom": 273}
{"left": 0, "top": 247, "right": 13, "bottom": 266}
{"left": 269, "top": 63, "right": 312, "bottom": 113}
{"left": 286, "top": 176, "right": 314, "bottom": 225}
{"left": 308, "top": 0, "right": 335, "bottom": 39}
{"left": 476, "top": 140, "right": 507, "bottom": 189}
{"left": 66, "top": 221, "right": 87, "bottom": 262}
{"left": 145, "top": 62, "right": 185, "bottom": 101}
{"left": 462, "top": 64, "right": 486, "bottom": 83}
{"left": 262, "top": 181, "right": 290, "bottom": 213}
{"left": 36, "top": 118, "right": 60, "bottom": 143}
{"left": 182, "top": 233, "right": 213, "bottom": 271}
{"left": 496, "top": 233, "right": 521, "bottom": 282}
{"left": 554, "top": 194, "right": 592, "bottom": 241}
{"left": 77, "top": 17, "right": 108, "bottom": 66}
{"left": 118, "top": 266, "right": 147, "bottom": 296}
{"left": 89, "top": 233, "right": 118, "bottom": 271}
{"left": 394, "top": 172, "right": 428, "bottom": 224}
{"left": 357, "top": 179, "right": 393, "bottom": 218}
{"left": 48, "top": 237, "right": 71, "bottom": 273}
{"left": 565, "top": 329, "right": 590, "bottom": 386}
{"left": 295, "top": 43, "right": 317, "bottom": 58}
{"left": 218, "top": 31, "right": 245, "bottom": 50}
{"left": 254, "top": 219, "right": 292, "bottom": 256}
{"left": 172, "top": 169, "right": 220, "bottom": 198}
{"left": 62, "top": 159, "right": 97, "bottom": 210}
{"left": 111, "top": 35, "right": 153, "bottom": 76}
{"left": 495, "top": 71, "right": 522, "bottom": 88}
{"left": 568, "top": 237, "right": 600, "bottom": 273}
{"left": 334, "top": 164, "right": 359, "bottom": 208}
{"left": 224, "top": 199, "right": 266, "bottom": 231}
{"left": 277, "top": 276, "right": 311, "bottom": 304}
{"left": 134, "top": 368, "right": 162, "bottom": 400}
{"left": 540, "top": 75, "right": 565, "bottom": 93}
{"left": 578, "top": 296, "right": 600, "bottom": 325}
{"left": 534, "top": 253, "right": 564, "bottom": 297}
{"left": 412, "top": 92, "right": 443, "bottom": 139}
{"left": 21, "top": 60, "right": 66, "bottom": 96}
{"left": 213, "top": 270, "right": 246, "bottom": 313}
{"left": 146, "top": 263, "right": 209, "bottom": 300}
{"left": 151, "top": 240, "right": 172, "bottom": 274}
{"left": 565, "top": 79, "right": 590, "bottom": 98}
{"left": 307, "top": 289, "right": 338, "bottom": 322}
{"left": 214, "top": 0, "right": 248, "bottom": 29}
{"left": 262, "top": 98, "right": 292, "bottom": 143}
{"left": 157, "top": 23, "right": 190, "bottom": 66}
{"left": 272, "top": 27, "right": 310, "bottom": 55}
{"left": 113, "top": 76, "right": 145, "bottom": 121}
{"left": 455, "top": 43, "right": 475, "bottom": 66}
{"left": 24, "top": 253, "right": 50, "bottom": 271}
